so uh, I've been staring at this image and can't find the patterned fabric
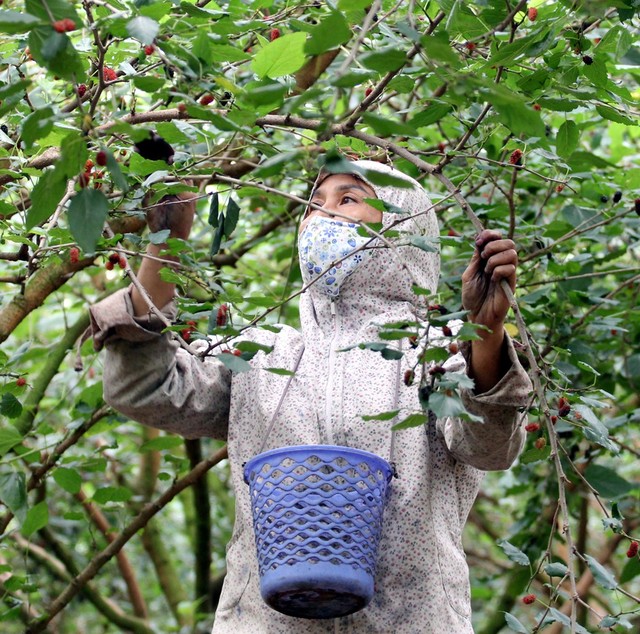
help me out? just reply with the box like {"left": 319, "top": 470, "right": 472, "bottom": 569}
{"left": 90, "top": 159, "right": 533, "bottom": 634}
{"left": 298, "top": 216, "right": 375, "bottom": 298}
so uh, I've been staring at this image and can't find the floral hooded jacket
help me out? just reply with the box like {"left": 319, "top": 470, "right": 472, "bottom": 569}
{"left": 90, "top": 160, "right": 532, "bottom": 634}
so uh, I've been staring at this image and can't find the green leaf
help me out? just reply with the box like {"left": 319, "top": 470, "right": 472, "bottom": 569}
{"left": 208, "top": 193, "right": 219, "bottom": 227}
{"left": 596, "top": 105, "right": 636, "bottom": 126}
{"left": 427, "top": 391, "right": 470, "bottom": 419}
{"left": 408, "top": 103, "right": 453, "bottom": 128}
{"left": 133, "top": 76, "right": 166, "bottom": 92}
{"left": 556, "top": 120, "right": 579, "bottom": 158}
{"left": 504, "top": 613, "right": 528, "bottom": 634}
{"left": 583, "top": 464, "right": 636, "bottom": 499}
{"left": 1, "top": 380, "right": 25, "bottom": 415}
{"left": 544, "top": 562, "right": 569, "bottom": 577}
{"left": 126, "top": 16, "right": 159, "bottom": 45}
{"left": 67, "top": 189, "right": 109, "bottom": 254}
{"left": 305, "top": 10, "right": 352, "bottom": 56}
{"left": 264, "top": 368, "right": 295, "bottom": 376}
{"left": 420, "top": 31, "right": 461, "bottom": 67}
{"left": 252, "top": 32, "right": 308, "bottom": 79}
{"left": 0, "top": 472, "right": 27, "bottom": 520}
{"left": 584, "top": 555, "right": 617, "bottom": 590}
{"left": 582, "top": 57, "right": 608, "bottom": 88}
{"left": 28, "top": 25, "right": 86, "bottom": 81}
{"left": 360, "top": 48, "right": 406, "bottom": 73}
{"left": 21, "top": 500, "right": 49, "bottom": 537}
{"left": 544, "top": 609, "right": 590, "bottom": 634}
{"left": 0, "top": 10, "right": 41, "bottom": 34}
{"left": 59, "top": 133, "right": 88, "bottom": 179}
{"left": 497, "top": 539, "right": 530, "bottom": 566}
{"left": 21, "top": 105, "right": 55, "bottom": 149}
{"left": 25, "top": 0, "right": 80, "bottom": 22}
{"left": 140, "top": 436, "right": 183, "bottom": 452}
{"left": 52, "top": 467, "right": 82, "bottom": 494}
{"left": 27, "top": 167, "right": 68, "bottom": 229}
{"left": 216, "top": 352, "right": 252, "bottom": 373}
{"left": 620, "top": 554, "right": 640, "bottom": 584}
{"left": 392, "top": 413, "right": 429, "bottom": 430}
{"left": 409, "top": 235, "right": 439, "bottom": 253}
{"left": 105, "top": 151, "right": 129, "bottom": 192}
{"left": 362, "top": 410, "right": 401, "bottom": 422}
{"left": 362, "top": 113, "right": 417, "bottom": 137}
{"left": 192, "top": 30, "right": 212, "bottom": 64}
{"left": 0, "top": 425, "right": 24, "bottom": 453}
{"left": 224, "top": 198, "right": 240, "bottom": 237}
{"left": 520, "top": 444, "right": 552, "bottom": 464}
{"left": 93, "top": 486, "right": 133, "bottom": 504}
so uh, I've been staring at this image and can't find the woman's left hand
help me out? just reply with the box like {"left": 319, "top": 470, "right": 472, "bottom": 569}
{"left": 461, "top": 230, "right": 517, "bottom": 333}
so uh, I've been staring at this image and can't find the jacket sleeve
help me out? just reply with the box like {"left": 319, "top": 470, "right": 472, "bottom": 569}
{"left": 90, "top": 288, "right": 232, "bottom": 440}
{"left": 437, "top": 335, "right": 532, "bottom": 471}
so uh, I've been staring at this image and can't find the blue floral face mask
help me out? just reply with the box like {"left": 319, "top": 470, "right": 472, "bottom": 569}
{"left": 298, "top": 216, "right": 374, "bottom": 298}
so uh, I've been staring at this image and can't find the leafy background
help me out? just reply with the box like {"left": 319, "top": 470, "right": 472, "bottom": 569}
{"left": 0, "top": 0, "right": 639, "bottom": 632}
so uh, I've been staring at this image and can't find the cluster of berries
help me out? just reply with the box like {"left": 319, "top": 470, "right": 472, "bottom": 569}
{"left": 181, "top": 320, "right": 197, "bottom": 341}
{"left": 143, "top": 44, "right": 155, "bottom": 55}
{"left": 103, "top": 67, "right": 117, "bottom": 82}
{"left": 79, "top": 155, "right": 106, "bottom": 189}
{"left": 53, "top": 18, "right": 76, "bottom": 33}
{"left": 105, "top": 252, "right": 126, "bottom": 271}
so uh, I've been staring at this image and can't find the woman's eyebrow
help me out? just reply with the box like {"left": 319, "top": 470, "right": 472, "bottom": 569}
{"left": 311, "top": 183, "right": 373, "bottom": 199}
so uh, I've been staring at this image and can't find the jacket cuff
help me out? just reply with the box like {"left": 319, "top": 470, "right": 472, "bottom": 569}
{"left": 89, "top": 287, "right": 177, "bottom": 350}
{"left": 461, "top": 335, "right": 532, "bottom": 409}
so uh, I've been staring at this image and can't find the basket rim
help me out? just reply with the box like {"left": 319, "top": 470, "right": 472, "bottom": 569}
{"left": 243, "top": 444, "right": 393, "bottom": 485}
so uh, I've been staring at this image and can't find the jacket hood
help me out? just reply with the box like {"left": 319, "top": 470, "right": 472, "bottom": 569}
{"left": 299, "top": 159, "right": 440, "bottom": 341}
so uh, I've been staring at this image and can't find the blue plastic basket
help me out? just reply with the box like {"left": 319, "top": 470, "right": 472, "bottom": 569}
{"left": 243, "top": 444, "right": 393, "bottom": 619}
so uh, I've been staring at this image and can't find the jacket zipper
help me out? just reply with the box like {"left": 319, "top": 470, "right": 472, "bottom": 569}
{"left": 325, "top": 299, "right": 338, "bottom": 445}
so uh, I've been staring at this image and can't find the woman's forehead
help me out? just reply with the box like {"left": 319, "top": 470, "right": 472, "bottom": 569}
{"left": 312, "top": 172, "right": 376, "bottom": 196}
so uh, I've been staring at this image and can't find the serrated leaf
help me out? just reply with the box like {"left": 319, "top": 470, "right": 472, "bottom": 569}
{"left": 253, "top": 32, "right": 308, "bottom": 79}
{"left": 305, "top": 10, "right": 352, "bottom": 56}
{"left": 497, "top": 539, "right": 530, "bottom": 566}
{"left": 0, "top": 471, "right": 27, "bottom": 520}
{"left": 392, "top": 413, "right": 429, "bottom": 430}
{"left": 427, "top": 391, "right": 472, "bottom": 420}
{"left": 93, "top": 486, "right": 132, "bottom": 504}
{"left": 0, "top": 424, "right": 22, "bottom": 456}
{"left": 59, "top": 133, "right": 88, "bottom": 178}
{"left": 408, "top": 103, "right": 453, "bottom": 128}
{"left": 28, "top": 25, "right": 85, "bottom": 81}
{"left": 409, "top": 235, "right": 439, "bottom": 253}
{"left": 140, "top": 436, "right": 183, "bottom": 452}
{"left": 360, "top": 48, "right": 406, "bottom": 73}
{"left": 264, "top": 368, "right": 295, "bottom": 376}
{"left": 544, "top": 608, "right": 591, "bottom": 634}
{"left": 585, "top": 554, "right": 617, "bottom": 590}
{"left": 126, "top": 16, "right": 159, "bottom": 45}
{"left": 26, "top": 168, "right": 68, "bottom": 229}
{"left": 67, "top": 189, "right": 109, "bottom": 254}
{"left": 52, "top": 467, "right": 82, "bottom": 494}
{"left": 380, "top": 347, "right": 404, "bottom": 360}
{"left": 556, "top": 120, "right": 579, "bottom": 158}
{"left": 22, "top": 500, "right": 49, "bottom": 537}
{"left": 362, "top": 410, "right": 400, "bottom": 422}
{"left": 208, "top": 193, "right": 219, "bottom": 227}
{"left": 21, "top": 105, "right": 55, "bottom": 148}
{"left": 0, "top": 9, "right": 41, "bottom": 34}
{"left": 596, "top": 105, "right": 636, "bottom": 126}
{"left": 210, "top": 215, "right": 224, "bottom": 256}
{"left": 583, "top": 464, "right": 636, "bottom": 499}
{"left": 1, "top": 393, "right": 23, "bottom": 419}
{"left": 362, "top": 113, "right": 418, "bottom": 137}
{"left": 192, "top": 30, "right": 212, "bottom": 64}
{"left": 216, "top": 352, "right": 252, "bottom": 373}
{"left": 544, "top": 562, "right": 569, "bottom": 577}
{"left": 620, "top": 554, "right": 640, "bottom": 584}
{"left": 133, "top": 76, "right": 166, "bottom": 92}
{"left": 520, "top": 444, "right": 552, "bottom": 464}
{"left": 504, "top": 613, "right": 528, "bottom": 633}
{"left": 224, "top": 198, "right": 240, "bottom": 237}
{"left": 105, "top": 151, "right": 129, "bottom": 192}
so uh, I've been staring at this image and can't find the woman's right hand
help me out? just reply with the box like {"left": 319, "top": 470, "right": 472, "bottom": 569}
{"left": 145, "top": 191, "right": 197, "bottom": 240}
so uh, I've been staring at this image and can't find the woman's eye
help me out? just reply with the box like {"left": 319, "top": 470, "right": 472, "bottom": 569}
{"left": 341, "top": 196, "right": 356, "bottom": 204}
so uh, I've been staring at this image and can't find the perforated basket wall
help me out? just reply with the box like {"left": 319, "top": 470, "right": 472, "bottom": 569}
{"left": 244, "top": 445, "right": 393, "bottom": 582}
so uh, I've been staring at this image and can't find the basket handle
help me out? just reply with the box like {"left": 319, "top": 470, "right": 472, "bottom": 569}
{"left": 258, "top": 345, "right": 305, "bottom": 454}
